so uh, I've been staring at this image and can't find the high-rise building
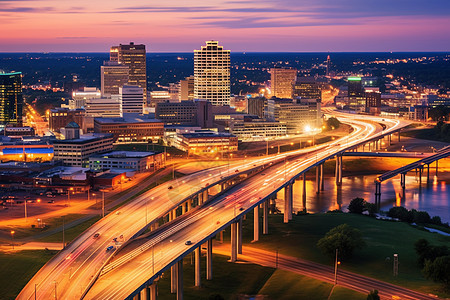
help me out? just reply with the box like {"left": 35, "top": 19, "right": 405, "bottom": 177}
{"left": 194, "top": 41, "right": 230, "bottom": 106}
{"left": 0, "top": 72, "right": 23, "bottom": 126}
{"left": 179, "top": 76, "right": 194, "bottom": 101}
{"left": 270, "top": 68, "right": 297, "bottom": 99}
{"left": 101, "top": 61, "right": 129, "bottom": 97}
{"left": 110, "top": 42, "right": 147, "bottom": 102}
{"left": 293, "top": 77, "right": 322, "bottom": 101}
{"left": 326, "top": 55, "right": 331, "bottom": 76}
{"left": 347, "top": 77, "right": 365, "bottom": 111}
{"left": 119, "top": 85, "right": 144, "bottom": 114}
{"left": 246, "top": 97, "right": 267, "bottom": 119}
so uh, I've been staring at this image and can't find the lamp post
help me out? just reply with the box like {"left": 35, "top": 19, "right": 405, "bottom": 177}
{"left": 24, "top": 198, "right": 28, "bottom": 223}
{"left": 67, "top": 187, "right": 73, "bottom": 207}
{"left": 102, "top": 191, "right": 105, "bottom": 218}
{"left": 10, "top": 230, "right": 15, "bottom": 250}
{"left": 334, "top": 249, "right": 340, "bottom": 285}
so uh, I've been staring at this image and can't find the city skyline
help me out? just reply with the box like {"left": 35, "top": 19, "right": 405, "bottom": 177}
{"left": 1, "top": 0, "right": 449, "bottom": 52}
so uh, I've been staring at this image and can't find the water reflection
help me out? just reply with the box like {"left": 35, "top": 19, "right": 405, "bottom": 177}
{"left": 280, "top": 174, "right": 450, "bottom": 222}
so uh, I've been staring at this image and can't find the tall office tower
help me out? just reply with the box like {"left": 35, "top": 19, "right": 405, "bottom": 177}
{"left": 0, "top": 71, "right": 23, "bottom": 126}
{"left": 293, "top": 77, "right": 322, "bottom": 101}
{"left": 179, "top": 75, "right": 194, "bottom": 101}
{"left": 110, "top": 42, "right": 147, "bottom": 102}
{"left": 194, "top": 41, "right": 230, "bottom": 106}
{"left": 101, "top": 61, "right": 129, "bottom": 97}
{"left": 270, "top": 68, "right": 297, "bottom": 99}
{"left": 347, "top": 77, "right": 365, "bottom": 111}
{"left": 120, "top": 85, "right": 144, "bottom": 114}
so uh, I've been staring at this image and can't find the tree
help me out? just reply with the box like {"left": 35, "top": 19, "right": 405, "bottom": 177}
{"left": 387, "top": 206, "right": 409, "bottom": 221}
{"left": 423, "top": 255, "right": 450, "bottom": 289}
{"left": 365, "top": 202, "right": 378, "bottom": 217}
{"left": 326, "top": 117, "right": 341, "bottom": 130}
{"left": 367, "top": 290, "right": 380, "bottom": 300}
{"left": 348, "top": 198, "right": 366, "bottom": 214}
{"left": 317, "top": 224, "right": 366, "bottom": 260}
{"left": 415, "top": 239, "right": 449, "bottom": 268}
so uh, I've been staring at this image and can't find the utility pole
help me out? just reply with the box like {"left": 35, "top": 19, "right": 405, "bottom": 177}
{"left": 102, "top": 191, "right": 105, "bottom": 218}
{"left": 24, "top": 198, "right": 28, "bottom": 222}
{"left": 62, "top": 216, "right": 65, "bottom": 249}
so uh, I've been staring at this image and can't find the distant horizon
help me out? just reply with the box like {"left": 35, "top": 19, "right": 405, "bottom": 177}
{"left": 0, "top": 51, "right": 449, "bottom": 54}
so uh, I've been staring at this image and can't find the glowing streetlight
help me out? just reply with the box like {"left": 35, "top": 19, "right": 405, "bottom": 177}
{"left": 10, "top": 230, "right": 15, "bottom": 250}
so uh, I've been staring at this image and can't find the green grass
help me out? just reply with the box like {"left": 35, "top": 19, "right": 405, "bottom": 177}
{"left": 0, "top": 249, "right": 57, "bottom": 300}
{"left": 157, "top": 254, "right": 274, "bottom": 300}
{"left": 37, "top": 216, "right": 101, "bottom": 243}
{"left": 0, "top": 213, "right": 83, "bottom": 241}
{"left": 258, "top": 269, "right": 365, "bottom": 300}
{"left": 401, "top": 128, "right": 439, "bottom": 140}
{"left": 232, "top": 213, "right": 450, "bottom": 297}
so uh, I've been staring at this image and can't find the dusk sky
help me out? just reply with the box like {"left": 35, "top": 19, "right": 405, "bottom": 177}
{"left": 1, "top": 0, "right": 449, "bottom": 52}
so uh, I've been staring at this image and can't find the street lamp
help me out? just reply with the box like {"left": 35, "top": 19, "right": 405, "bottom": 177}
{"left": 334, "top": 249, "right": 341, "bottom": 285}
{"left": 67, "top": 187, "right": 73, "bottom": 207}
{"left": 10, "top": 230, "right": 15, "bottom": 250}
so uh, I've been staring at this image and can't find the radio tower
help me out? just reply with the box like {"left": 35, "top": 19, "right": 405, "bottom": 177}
{"left": 326, "top": 54, "right": 331, "bottom": 77}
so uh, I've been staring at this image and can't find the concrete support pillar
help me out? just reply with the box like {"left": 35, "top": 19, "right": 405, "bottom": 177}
{"left": 182, "top": 203, "right": 186, "bottom": 215}
{"left": 230, "top": 222, "right": 237, "bottom": 262}
{"left": 400, "top": 173, "right": 406, "bottom": 199}
{"left": 141, "top": 286, "right": 149, "bottom": 300}
{"left": 176, "top": 260, "right": 183, "bottom": 300}
{"left": 436, "top": 160, "right": 439, "bottom": 175}
{"left": 149, "top": 284, "right": 157, "bottom": 300}
{"left": 335, "top": 156, "right": 340, "bottom": 185}
{"left": 419, "top": 168, "right": 422, "bottom": 185}
{"left": 173, "top": 209, "right": 177, "bottom": 220}
{"left": 187, "top": 199, "right": 192, "bottom": 212}
{"left": 263, "top": 200, "right": 269, "bottom": 234}
{"left": 253, "top": 206, "right": 260, "bottom": 242}
{"left": 320, "top": 163, "right": 324, "bottom": 191}
{"left": 316, "top": 166, "right": 320, "bottom": 194}
{"left": 427, "top": 164, "right": 430, "bottom": 184}
{"left": 206, "top": 239, "right": 212, "bottom": 280}
{"left": 302, "top": 173, "right": 307, "bottom": 210}
{"left": 195, "top": 247, "right": 201, "bottom": 287}
{"left": 375, "top": 181, "right": 381, "bottom": 209}
{"left": 171, "top": 265, "right": 176, "bottom": 293}
{"left": 133, "top": 294, "right": 140, "bottom": 300}
{"left": 283, "top": 185, "right": 291, "bottom": 223}
{"left": 237, "top": 218, "right": 243, "bottom": 254}
{"left": 168, "top": 212, "right": 173, "bottom": 222}
{"left": 203, "top": 190, "right": 208, "bottom": 203}
{"left": 198, "top": 193, "right": 203, "bottom": 205}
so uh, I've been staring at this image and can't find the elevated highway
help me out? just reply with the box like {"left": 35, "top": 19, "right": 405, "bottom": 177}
{"left": 18, "top": 113, "right": 410, "bottom": 300}
{"left": 82, "top": 116, "right": 411, "bottom": 299}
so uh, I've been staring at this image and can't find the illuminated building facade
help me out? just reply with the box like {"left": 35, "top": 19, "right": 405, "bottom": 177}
{"left": 270, "top": 68, "right": 297, "bottom": 99}
{"left": 101, "top": 62, "right": 129, "bottom": 97}
{"left": 293, "top": 77, "right": 322, "bottom": 101}
{"left": 119, "top": 85, "right": 144, "bottom": 114}
{"left": 194, "top": 41, "right": 230, "bottom": 106}
{"left": 179, "top": 76, "right": 194, "bottom": 101}
{"left": 0, "top": 72, "right": 23, "bottom": 126}
{"left": 110, "top": 42, "right": 147, "bottom": 103}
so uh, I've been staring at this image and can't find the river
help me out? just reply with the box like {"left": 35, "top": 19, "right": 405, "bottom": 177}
{"left": 284, "top": 173, "right": 450, "bottom": 223}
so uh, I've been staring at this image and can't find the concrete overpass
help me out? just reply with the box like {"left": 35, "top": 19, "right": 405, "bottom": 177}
{"left": 80, "top": 116, "right": 413, "bottom": 300}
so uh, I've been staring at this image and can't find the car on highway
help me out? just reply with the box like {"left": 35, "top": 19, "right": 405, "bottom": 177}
{"left": 115, "top": 211, "right": 121, "bottom": 215}
{"left": 93, "top": 233, "right": 100, "bottom": 238}
{"left": 106, "top": 246, "right": 114, "bottom": 251}
{"left": 185, "top": 241, "right": 192, "bottom": 246}
{"left": 168, "top": 186, "right": 173, "bottom": 190}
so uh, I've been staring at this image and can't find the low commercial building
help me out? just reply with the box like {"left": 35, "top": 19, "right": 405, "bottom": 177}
{"left": 89, "top": 151, "right": 165, "bottom": 172}
{"left": 0, "top": 136, "right": 54, "bottom": 162}
{"left": 267, "top": 98, "right": 322, "bottom": 134}
{"left": 174, "top": 130, "right": 238, "bottom": 155}
{"left": 53, "top": 126, "right": 114, "bottom": 167}
{"left": 156, "top": 100, "right": 213, "bottom": 127}
{"left": 230, "top": 121, "right": 287, "bottom": 140}
{"left": 49, "top": 108, "right": 87, "bottom": 133}
{"left": 94, "top": 115, "right": 164, "bottom": 143}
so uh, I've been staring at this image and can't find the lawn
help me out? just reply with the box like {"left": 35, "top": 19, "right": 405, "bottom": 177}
{"left": 156, "top": 254, "right": 364, "bottom": 300}
{"left": 0, "top": 250, "right": 57, "bottom": 300}
{"left": 37, "top": 216, "right": 101, "bottom": 243}
{"left": 230, "top": 212, "right": 450, "bottom": 297}
{"left": 258, "top": 269, "right": 365, "bottom": 300}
